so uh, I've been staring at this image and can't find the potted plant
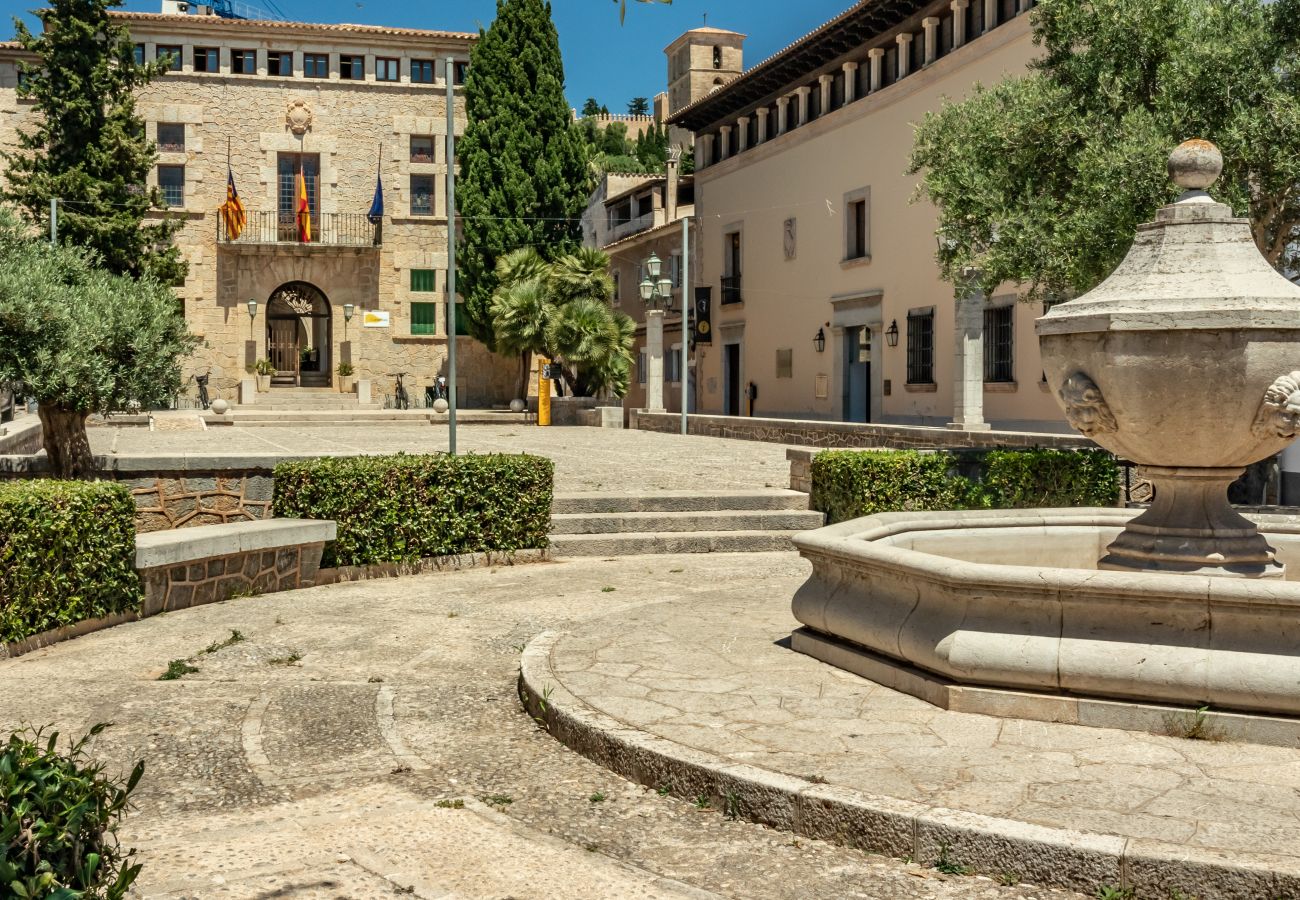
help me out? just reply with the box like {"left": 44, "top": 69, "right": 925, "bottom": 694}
{"left": 254, "top": 358, "right": 274, "bottom": 392}
{"left": 336, "top": 361, "right": 355, "bottom": 393}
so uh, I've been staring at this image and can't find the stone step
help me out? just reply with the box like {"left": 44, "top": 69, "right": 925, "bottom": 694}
{"left": 548, "top": 530, "right": 802, "bottom": 557}
{"left": 550, "top": 509, "right": 824, "bottom": 535}
{"left": 551, "top": 490, "right": 809, "bottom": 514}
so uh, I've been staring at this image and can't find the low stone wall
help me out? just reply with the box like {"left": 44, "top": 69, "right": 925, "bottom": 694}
{"left": 136, "top": 519, "right": 334, "bottom": 615}
{"left": 632, "top": 410, "right": 1093, "bottom": 452}
{"left": 528, "top": 396, "right": 600, "bottom": 426}
{"left": 0, "top": 417, "right": 41, "bottom": 455}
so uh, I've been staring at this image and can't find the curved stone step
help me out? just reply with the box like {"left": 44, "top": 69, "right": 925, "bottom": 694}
{"left": 552, "top": 490, "right": 809, "bottom": 514}
{"left": 548, "top": 530, "right": 803, "bottom": 556}
{"left": 551, "top": 509, "right": 824, "bottom": 535}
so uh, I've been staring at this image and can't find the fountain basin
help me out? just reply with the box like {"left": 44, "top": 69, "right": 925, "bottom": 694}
{"left": 791, "top": 508, "right": 1300, "bottom": 718}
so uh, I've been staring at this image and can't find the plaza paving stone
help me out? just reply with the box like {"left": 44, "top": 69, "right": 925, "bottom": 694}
{"left": 88, "top": 423, "right": 797, "bottom": 494}
{"left": 0, "top": 553, "right": 1083, "bottom": 899}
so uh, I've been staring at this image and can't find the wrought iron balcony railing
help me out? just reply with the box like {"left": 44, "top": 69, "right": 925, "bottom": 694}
{"left": 218, "top": 211, "right": 380, "bottom": 247}
{"left": 721, "top": 274, "right": 743, "bottom": 305}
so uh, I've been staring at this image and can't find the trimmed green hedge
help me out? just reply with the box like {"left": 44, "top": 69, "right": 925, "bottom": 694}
{"left": 811, "top": 448, "right": 1120, "bottom": 524}
{"left": 272, "top": 453, "right": 554, "bottom": 567}
{"left": 0, "top": 481, "right": 141, "bottom": 644}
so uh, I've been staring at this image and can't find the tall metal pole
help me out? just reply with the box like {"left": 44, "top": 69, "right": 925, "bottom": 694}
{"left": 49, "top": 198, "right": 57, "bottom": 245}
{"left": 680, "top": 216, "right": 689, "bottom": 435}
{"left": 445, "top": 57, "right": 458, "bottom": 455}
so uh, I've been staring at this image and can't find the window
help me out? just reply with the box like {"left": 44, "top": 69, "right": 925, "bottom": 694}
{"left": 410, "top": 174, "right": 435, "bottom": 216}
{"left": 906, "top": 309, "right": 935, "bottom": 384}
{"left": 776, "top": 348, "right": 793, "bottom": 379}
{"left": 277, "top": 153, "right": 319, "bottom": 235}
{"left": 846, "top": 196, "right": 869, "bottom": 260}
{"left": 268, "top": 51, "right": 292, "bottom": 76}
{"left": 670, "top": 252, "right": 682, "bottom": 288}
{"left": 231, "top": 49, "right": 256, "bottom": 74}
{"left": 158, "top": 165, "right": 184, "bottom": 207}
{"left": 410, "top": 136, "right": 435, "bottom": 163}
{"left": 453, "top": 60, "right": 469, "bottom": 84}
{"left": 133, "top": 44, "right": 144, "bottom": 66}
{"left": 376, "top": 57, "right": 399, "bottom": 82}
{"left": 410, "top": 269, "right": 437, "bottom": 292}
{"left": 340, "top": 55, "right": 364, "bottom": 80}
{"left": 193, "top": 47, "right": 219, "bottom": 72}
{"left": 712, "top": 45, "right": 722, "bottom": 69}
{"left": 410, "top": 302, "right": 437, "bottom": 335}
{"left": 667, "top": 344, "right": 682, "bottom": 383}
{"left": 411, "top": 59, "right": 435, "bottom": 83}
{"left": 722, "top": 230, "right": 742, "bottom": 304}
{"left": 304, "top": 53, "right": 328, "bottom": 78}
{"left": 156, "top": 45, "right": 182, "bottom": 71}
{"left": 157, "top": 123, "right": 185, "bottom": 153}
{"left": 984, "top": 305, "right": 1014, "bottom": 382}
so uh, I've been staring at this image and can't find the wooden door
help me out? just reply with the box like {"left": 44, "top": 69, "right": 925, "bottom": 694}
{"left": 268, "top": 318, "right": 301, "bottom": 380}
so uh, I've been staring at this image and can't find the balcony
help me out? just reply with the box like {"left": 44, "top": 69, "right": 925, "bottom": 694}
{"left": 219, "top": 212, "right": 380, "bottom": 248}
{"left": 721, "top": 274, "right": 743, "bottom": 305}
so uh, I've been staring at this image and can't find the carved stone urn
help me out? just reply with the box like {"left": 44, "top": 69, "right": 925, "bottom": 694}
{"left": 1037, "top": 140, "right": 1300, "bottom": 577}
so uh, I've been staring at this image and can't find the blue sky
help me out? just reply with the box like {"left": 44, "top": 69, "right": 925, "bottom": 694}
{"left": 0, "top": 0, "right": 854, "bottom": 111}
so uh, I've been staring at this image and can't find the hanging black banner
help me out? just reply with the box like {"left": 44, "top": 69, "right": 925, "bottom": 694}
{"left": 694, "top": 286, "right": 712, "bottom": 345}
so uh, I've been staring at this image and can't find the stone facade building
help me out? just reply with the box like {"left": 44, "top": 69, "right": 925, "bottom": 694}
{"left": 669, "top": 0, "right": 1068, "bottom": 432}
{"left": 0, "top": 4, "right": 516, "bottom": 407}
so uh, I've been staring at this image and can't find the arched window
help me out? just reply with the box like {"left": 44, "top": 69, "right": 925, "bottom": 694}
{"left": 713, "top": 46, "right": 722, "bottom": 69}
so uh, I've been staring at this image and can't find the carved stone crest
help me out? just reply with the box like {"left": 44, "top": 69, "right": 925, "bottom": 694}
{"left": 1251, "top": 371, "right": 1300, "bottom": 440}
{"left": 285, "top": 100, "right": 313, "bottom": 135}
{"left": 1058, "top": 372, "right": 1118, "bottom": 437}
{"left": 783, "top": 217, "right": 796, "bottom": 260}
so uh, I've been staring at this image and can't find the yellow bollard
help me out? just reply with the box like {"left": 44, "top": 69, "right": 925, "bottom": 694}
{"left": 537, "top": 356, "right": 551, "bottom": 427}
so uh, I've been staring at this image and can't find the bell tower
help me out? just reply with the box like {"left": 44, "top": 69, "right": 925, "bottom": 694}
{"left": 664, "top": 27, "right": 746, "bottom": 117}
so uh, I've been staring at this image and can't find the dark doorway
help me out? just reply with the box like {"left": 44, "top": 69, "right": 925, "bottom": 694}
{"left": 266, "top": 282, "right": 331, "bottom": 387}
{"left": 724, "top": 343, "right": 741, "bottom": 415}
{"left": 844, "top": 326, "right": 870, "bottom": 422}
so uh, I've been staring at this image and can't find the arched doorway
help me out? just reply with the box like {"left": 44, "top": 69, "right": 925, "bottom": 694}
{"left": 266, "top": 282, "right": 332, "bottom": 387}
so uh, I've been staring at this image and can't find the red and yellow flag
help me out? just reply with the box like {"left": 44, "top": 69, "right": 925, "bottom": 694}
{"left": 219, "top": 167, "right": 246, "bottom": 240}
{"left": 296, "top": 166, "right": 311, "bottom": 243}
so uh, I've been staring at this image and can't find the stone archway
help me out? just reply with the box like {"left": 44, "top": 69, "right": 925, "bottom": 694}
{"left": 266, "top": 282, "right": 332, "bottom": 387}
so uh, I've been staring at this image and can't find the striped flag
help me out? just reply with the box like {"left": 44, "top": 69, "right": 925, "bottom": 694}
{"left": 219, "top": 167, "right": 246, "bottom": 240}
{"left": 296, "top": 165, "right": 312, "bottom": 243}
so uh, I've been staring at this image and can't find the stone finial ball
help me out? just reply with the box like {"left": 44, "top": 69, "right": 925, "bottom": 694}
{"left": 210, "top": 398, "right": 229, "bottom": 415}
{"left": 432, "top": 398, "right": 449, "bottom": 414}
{"left": 1167, "top": 139, "right": 1222, "bottom": 190}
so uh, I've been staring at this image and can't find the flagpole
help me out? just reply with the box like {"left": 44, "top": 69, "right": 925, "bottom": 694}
{"left": 445, "top": 56, "right": 458, "bottom": 456}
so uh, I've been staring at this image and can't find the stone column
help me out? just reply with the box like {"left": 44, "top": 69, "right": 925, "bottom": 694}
{"left": 818, "top": 73, "right": 833, "bottom": 112}
{"left": 947, "top": 289, "right": 990, "bottom": 431}
{"left": 698, "top": 134, "right": 714, "bottom": 167}
{"left": 795, "top": 86, "right": 811, "bottom": 126}
{"left": 1017, "top": 0, "right": 1031, "bottom": 11}
{"left": 755, "top": 107, "right": 769, "bottom": 144}
{"left": 776, "top": 96, "right": 790, "bottom": 133}
{"left": 842, "top": 61, "right": 859, "bottom": 102}
{"left": 868, "top": 48, "right": 884, "bottom": 92}
{"left": 952, "top": 0, "right": 970, "bottom": 47}
{"left": 737, "top": 115, "right": 750, "bottom": 152}
{"left": 923, "top": 17, "right": 940, "bottom": 65}
{"left": 896, "top": 34, "right": 913, "bottom": 80}
{"left": 719, "top": 125, "right": 732, "bottom": 159}
{"left": 646, "top": 309, "right": 666, "bottom": 413}
{"left": 983, "top": 0, "right": 997, "bottom": 32}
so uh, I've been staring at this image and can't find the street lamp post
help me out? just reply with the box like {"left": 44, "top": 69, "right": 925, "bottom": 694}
{"left": 639, "top": 252, "right": 673, "bottom": 413}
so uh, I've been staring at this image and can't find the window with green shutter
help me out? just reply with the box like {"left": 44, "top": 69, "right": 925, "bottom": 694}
{"left": 454, "top": 303, "right": 471, "bottom": 336}
{"left": 410, "top": 269, "right": 436, "bottom": 292}
{"left": 411, "top": 302, "right": 437, "bottom": 335}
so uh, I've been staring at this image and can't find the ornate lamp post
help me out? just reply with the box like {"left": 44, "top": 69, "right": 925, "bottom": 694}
{"left": 639, "top": 252, "right": 674, "bottom": 413}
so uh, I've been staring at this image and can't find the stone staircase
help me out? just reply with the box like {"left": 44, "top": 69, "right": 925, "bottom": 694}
{"left": 548, "top": 490, "right": 823, "bottom": 556}
{"left": 238, "top": 387, "right": 383, "bottom": 412}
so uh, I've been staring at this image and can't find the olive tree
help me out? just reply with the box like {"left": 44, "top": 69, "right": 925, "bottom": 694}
{"left": 0, "top": 212, "right": 198, "bottom": 478}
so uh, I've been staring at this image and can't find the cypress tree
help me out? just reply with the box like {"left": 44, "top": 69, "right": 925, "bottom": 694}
{"left": 457, "top": 0, "right": 589, "bottom": 345}
{"left": 4, "top": 0, "right": 186, "bottom": 284}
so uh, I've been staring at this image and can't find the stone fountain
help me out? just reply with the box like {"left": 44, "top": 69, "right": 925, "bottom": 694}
{"left": 791, "top": 141, "right": 1300, "bottom": 724}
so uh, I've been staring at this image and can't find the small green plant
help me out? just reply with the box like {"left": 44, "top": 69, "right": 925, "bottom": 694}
{"left": 202, "top": 629, "right": 245, "bottom": 654}
{"left": 268, "top": 650, "right": 303, "bottom": 666}
{"left": 601, "top": 586, "right": 616, "bottom": 593}
{"left": 336, "top": 361, "right": 354, "bottom": 377}
{"left": 0, "top": 724, "right": 144, "bottom": 899}
{"left": 668, "top": 568, "right": 684, "bottom": 573}
{"left": 724, "top": 791, "right": 741, "bottom": 820}
{"left": 159, "top": 659, "right": 198, "bottom": 680}
{"left": 804, "top": 774, "right": 828, "bottom": 784}
{"left": 997, "top": 871, "right": 1021, "bottom": 886}
{"left": 253, "top": 358, "right": 275, "bottom": 376}
{"left": 693, "top": 794, "right": 710, "bottom": 809}
{"left": 538, "top": 684, "right": 554, "bottom": 713}
{"left": 482, "top": 793, "right": 513, "bottom": 807}
{"left": 390, "top": 764, "right": 412, "bottom": 775}
{"left": 435, "top": 798, "right": 464, "bottom": 809}
{"left": 933, "top": 843, "right": 971, "bottom": 876}
{"left": 588, "top": 792, "right": 607, "bottom": 803}
{"left": 1160, "top": 705, "right": 1227, "bottom": 741}
{"left": 656, "top": 784, "right": 671, "bottom": 796}
{"left": 1096, "top": 887, "right": 1135, "bottom": 900}
{"left": 447, "top": 611, "right": 459, "bottom": 618}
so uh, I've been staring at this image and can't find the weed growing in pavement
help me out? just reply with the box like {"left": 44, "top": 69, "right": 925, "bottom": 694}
{"left": 656, "top": 784, "right": 671, "bottom": 796}
{"left": 669, "top": 568, "right": 684, "bottom": 573}
{"left": 538, "top": 684, "right": 554, "bottom": 713}
{"left": 1160, "top": 705, "right": 1227, "bottom": 741}
{"left": 159, "top": 659, "right": 198, "bottom": 680}
{"left": 390, "top": 764, "right": 412, "bottom": 775}
{"left": 482, "top": 794, "right": 513, "bottom": 807}
{"left": 724, "top": 792, "right": 741, "bottom": 820}
{"left": 601, "top": 586, "right": 616, "bottom": 593}
{"left": 368, "top": 675, "right": 384, "bottom": 683}
{"left": 589, "top": 792, "right": 607, "bottom": 803}
{"left": 997, "top": 871, "right": 1020, "bottom": 886}
{"left": 268, "top": 650, "right": 303, "bottom": 666}
{"left": 447, "top": 611, "right": 459, "bottom": 618}
{"left": 804, "top": 774, "right": 828, "bottom": 784}
{"left": 1096, "top": 887, "right": 1134, "bottom": 900}
{"left": 933, "top": 843, "right": 971, "bottom": 876}
{"left": 693, "top": 794, "right": 710, "bottom": 809}
{"left": 584, "top": 842, "right": 599, "bottom": 852}
{"left": 435, "top": 798, "right": 464, "bottom": 809}
{"left": 202, "top": 629, "right": 245, "bottom": 654}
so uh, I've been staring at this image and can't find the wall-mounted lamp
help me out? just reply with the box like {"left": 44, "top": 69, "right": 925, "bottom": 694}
{"left": 885, "top": 319, "right": 899, "bottom": 348}
{"left": 247, "top": 298, "right": 258, "bottom": 319}
{"left": 813, "top": 327, "right": 825, "bottom": 354}
{"left": 343, "top": 302, "right": 355, "bottom": 322}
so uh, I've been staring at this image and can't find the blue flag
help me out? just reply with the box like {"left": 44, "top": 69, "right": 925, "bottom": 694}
{"left": 367, "top": 172, "right": 384, "bottom": 224}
